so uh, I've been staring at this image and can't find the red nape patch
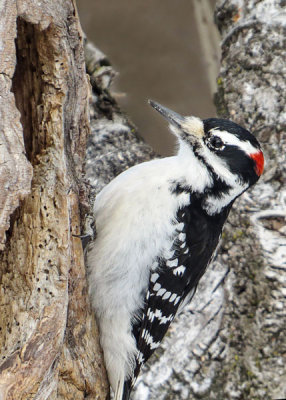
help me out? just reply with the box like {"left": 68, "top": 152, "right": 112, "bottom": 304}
{"left": 250, "top": 151, "right": 264, "bottom": 176}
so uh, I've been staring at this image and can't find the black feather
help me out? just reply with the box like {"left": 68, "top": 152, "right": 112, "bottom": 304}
{"left": 203, "top": 118, "right": 260, "bottom": 149}
{"left": 128, "top": 197, "right": 231, "bottom": 387}
{"left": 122, "top": 381, "right": 132, "bottom": 400}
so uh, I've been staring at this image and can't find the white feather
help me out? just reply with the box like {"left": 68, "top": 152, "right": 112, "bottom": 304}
{"left": 199, "top": 141, "right": 248, "bottom": 215}
{"left": 209, "top": 128, "right": 258, "bottom": 155}
{"left": 86, "top": 130, "right": 247, "bottom": 393}
{"left": 114, "top": 377, "right": 124, "bottom": 400}
{"left": 86, "top": 148, "right": 212, "bottom": 392}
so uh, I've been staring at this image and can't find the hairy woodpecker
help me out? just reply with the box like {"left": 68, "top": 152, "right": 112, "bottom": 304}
{"left": 86, "top": 100, "right": 264, "bottom": 400}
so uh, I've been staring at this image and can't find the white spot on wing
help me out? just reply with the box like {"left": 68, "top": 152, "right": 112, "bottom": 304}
{"left": 178, "top": 232, "right": 186, "bottom": 242}
{"left": 175, "top": 222, "right": 184, "bottom": 231}
{"left": 142, "top": 330, "right": 160, "bottom": 350}
{"left": 136, "top": 351, "right": 145, "bottom": 365}
{"left": 153, "top": 283, "right": 161, "bottom": 292}
{"left": 173, "top": 265, "right": 186, "bottom": 276}
{"left": 166, "top": 259, "right": 178, "bottom": 268}
{"left": 169, "top": 293, "right": 177, "bottom": 302}
{"left": 150, "top": 273, "right": 159, "bottom": 283}
{"left": 162, "top": 291, "right": 171, "bottom": 300}
{"left": 157, "top": 288, "right": 167, "bottom": 297}
{"left": 147, "top": 309, "right": 154, "bottom": 322}
{"left": 152, "top": 309, "right": 174, "bottom": 325}
{"left": 151, "top": 261, "right": 159, "bottom": 270}
{"left": 164, "top": 249, "right": 175, "bottom": 259}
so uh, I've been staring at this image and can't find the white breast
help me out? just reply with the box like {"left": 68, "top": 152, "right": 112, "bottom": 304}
{"left": 86, "top": 154, "right": 211, "bottom": 389}
{"left": 88, "top": 157, "right": 191, "bottom": 313}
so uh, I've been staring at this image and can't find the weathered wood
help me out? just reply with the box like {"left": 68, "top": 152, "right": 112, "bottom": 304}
{"left": 0, "top": 1, "right": 33, "bottom": 250}
{"left": 2, "top": 0, "right": 283, "bottom": 398}
{"left": 0, "top": 1, "right": 108, "bottom": 399}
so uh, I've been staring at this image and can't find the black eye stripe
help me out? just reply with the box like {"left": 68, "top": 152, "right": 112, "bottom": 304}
{"left": 203, "top": 118, "right": 261, "bottom": 149}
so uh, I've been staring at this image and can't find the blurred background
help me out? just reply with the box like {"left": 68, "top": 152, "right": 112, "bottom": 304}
{"left": 77, "top": 0, "right": 220, "bottom": 155}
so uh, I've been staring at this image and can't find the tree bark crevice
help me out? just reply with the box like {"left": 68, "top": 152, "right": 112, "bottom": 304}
{"left": 0, "top": 1, "right": 108, "bottom": 399}
{"left": 1, "top": 0, "right": 285, "bottom": 399}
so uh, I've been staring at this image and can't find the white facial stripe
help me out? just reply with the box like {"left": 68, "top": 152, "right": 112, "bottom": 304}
{"left": 201, "top": 142, "right": 249, "bottom": 214}
{"left": 210, "top": 129, "right": 258, "bottom": 155}
{"left": 204, "top": 183, "right": 247, "bottom": 215}
{"left": 201, "top": 145, "right": 238, "bottom": 185}
{"left": 200, "top": 129, "right": 253, "bottom": 214}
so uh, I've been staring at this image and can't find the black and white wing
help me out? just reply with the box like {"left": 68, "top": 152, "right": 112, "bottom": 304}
{"left": 126, "top": 201, "right": 230, "bottom": 393}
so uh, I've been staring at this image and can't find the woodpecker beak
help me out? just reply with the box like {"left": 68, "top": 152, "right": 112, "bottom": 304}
{"left": 148, "top": 100, "right": 204, "bottom": 140}
{"left": 149, "top": 100, "right": 185, "bottom": 129}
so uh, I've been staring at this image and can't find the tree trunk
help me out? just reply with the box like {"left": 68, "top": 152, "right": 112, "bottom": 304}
{"left": 0, "top": 1, "right": 108, "bottom": 399}
{"left": 131, "top": 1, "right": 285, "bottom": 399}
{"left": 84, "top": 1, "right": 286, "bottom": 400}
{"left": 1, "top": 0, "right": 285, "bottom": 399}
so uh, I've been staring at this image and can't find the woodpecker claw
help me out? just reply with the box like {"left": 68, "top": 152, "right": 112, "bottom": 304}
{"left": 72, "top": 233, "right": 92, "bottom": 249}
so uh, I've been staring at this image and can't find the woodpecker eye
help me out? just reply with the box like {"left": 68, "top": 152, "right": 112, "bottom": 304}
{"left": 209, "top": 136, "right": 224, "bottom": 150}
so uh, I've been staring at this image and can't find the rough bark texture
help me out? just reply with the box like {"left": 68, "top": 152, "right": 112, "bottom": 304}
{"left": 1, "top": 0, "right": 284, "bottom": 399}
{"left": 134, "top": 1, "right": 286, "bottom": 398}
{"left": 84, "top": 42, "right": 157, "bottom": 195}
{"left": 84, "top": 1, "right": 285, "bottom": 399}
{"left": 0, "top": 1, "right": 108, "bottom": 399}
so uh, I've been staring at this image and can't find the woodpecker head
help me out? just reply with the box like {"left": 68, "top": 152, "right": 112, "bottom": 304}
{"left": 149, "top": 100, "right": 264, "bottom": 214}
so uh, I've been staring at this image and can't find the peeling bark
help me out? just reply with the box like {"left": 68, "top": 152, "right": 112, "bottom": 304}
{"left": 0, "top": 1, "right": 108, "bottom": 399}
{"left": 84, "top": 41, "right": 156, "bottom": 195}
